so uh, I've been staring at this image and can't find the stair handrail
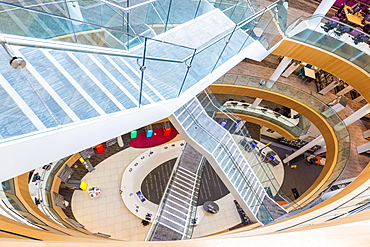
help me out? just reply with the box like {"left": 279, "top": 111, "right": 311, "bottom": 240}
{"left": 1, "top": 34, "right": 187, "bottom": 64}
{"left": 145, "top": 143, "right": 185, "bottom": 241}
{"left": 199, "top": 89, "right": 299, "bottom": 210}
{"left": 175, "top": 99, "right": 276, "bottom": 224}
{"left": 182, "top": 156, "right": 206, "bottom": 239}
{"left": 237, "top": 0, "right": 286, "bottom": 27}
{"left": 214, "top": 73, "right": 350, "bottom": 208}
{"left": 0, "top": 0, "right": 287, "bottom": 63}
{"left": 0, "top": 1, "right": 195, "bottom": 50}
{"left": 98, "top": 0, "right": 158, "bottom": 13}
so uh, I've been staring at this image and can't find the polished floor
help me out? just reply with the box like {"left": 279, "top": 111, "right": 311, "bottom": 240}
{"left": 71, "top": 136, "right": 242, "bottom": 241}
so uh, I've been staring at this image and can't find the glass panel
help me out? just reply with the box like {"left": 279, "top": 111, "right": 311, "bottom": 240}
{"left": 213, "top": 74, "right": 350, "bottom": 211}
{"left": 286, "top": 14, "right": 370, "bottom": 73}
{"left": 1, "top": 179, "right": 16, "bottom": 194}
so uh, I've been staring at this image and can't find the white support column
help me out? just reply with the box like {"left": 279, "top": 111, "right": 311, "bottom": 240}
{"left": 269, "top": 57, "right": 292, "bottom": 82}
{"left": 356, "top": 142, "right": 370, "bottom": 154}
{"left": 336, "top": 85, "right": 354, "bottom": 96}
{"left": 117, "top": 136, "right": 124, "bottom": 147}
{"left": 353, "top": 95, "right": 365, "bottom": 103}
{"left": 313, "top": 0, "right": 337, "bottom": 16}
{"left": 283, "top": 136, "right": 324, "bottom": 164}
{"left": 251, "top": 98, "right": 263, "bottom": 108}
{"left": 344, "top": 104, "right": 370, "bottom": 125}
{"left": 285, "top": 104, "right": 370, "bottom": 163}
{"left": 308, "top": 0, "right": 337, "bottom": 29}
{"left": 251, "top": 57, "right": 292, "bottom": 108}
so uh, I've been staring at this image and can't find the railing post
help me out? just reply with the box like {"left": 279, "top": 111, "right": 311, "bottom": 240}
{"left": 178, "top": 49, "right": 197, "bottom": 97}
{"left": 211, "top": 25, "right": 238, "bottom": 72}
{"left": 164, "top": 0, "right": 173, "bottom": 32}
{"left": 194, "top": 0, "right": 202, "bottom": 19}
{"left": 138, "top": 38, "right": 147, "bottom": 107}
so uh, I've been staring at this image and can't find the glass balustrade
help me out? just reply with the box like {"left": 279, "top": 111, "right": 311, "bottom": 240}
{"left": 196, "top": 89, "right": 298, "bottom": 210}
{"left": 146, "top": 149, "right": 205, "bottom": 240}
{"left": 216, "top": 73, "right": 350, "bottom": 207}
{"left": 174, "top": 100, "right": 277, "bottom": 224}
{"left": 0, "top": 0, "right": 287, "bottom": 144}
{"left": 183, "top": 161, "right": 204, "bottom": 239}
{"left": 212, "top": 0, "right": 259, "bottom": 24}
{"left": 286, "top": 14, "right": 370, "bottom": 73}
{"left": 223, "top": 101, "right": 310, "bottom": 137}
{"left": 0, "top": 175, "right": 87, "bottom": 234}
{"left": 1, "top": 0, "right": 216, "bottom": 39}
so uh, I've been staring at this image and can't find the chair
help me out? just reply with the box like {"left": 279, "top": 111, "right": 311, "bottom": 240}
{"left": 336, "top": 3, "right": 346, "bottom": 19}
{"left": 321, "top": 20, "right": 338, "bottom": 32}
{"left": 298, "top": 67, "right": 305, "bottom": 80}
{"left": 349, "top": 26, "right": 363, "bottom": 37}
{"left": 363, "top": 24, "right": 370, "bottom": 34}
{"left": 352, "top": 5, "right": 362, "bottom": 15}
{"left": 334, "top": 24, "right": 351, "bottom": 37}
{"left": 363, "top": 35, "right": 370, "bottom": 43}
{"left": 363, "top": 13, "right": 370, "bottom": 23}
{"left": 352, "top": 33, "right": 367, "bottom": 44}
{"left": 331, "top": 16, "right": 340, "bottom": 21}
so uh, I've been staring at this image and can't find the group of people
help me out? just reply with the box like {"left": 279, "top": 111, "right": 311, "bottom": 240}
{"left": 320, "top": 3, "right": 370, "bottom": 46}
{"left": 336, "top": 2, "right": 370, "bottom": 34}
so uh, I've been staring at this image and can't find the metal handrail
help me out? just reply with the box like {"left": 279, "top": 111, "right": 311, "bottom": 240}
{"left": 1, "top": 34, "right": 187, "bottom": 64}
{"left": 200, "top": 89, "right": 299, "bottom": 210}
{"left": 0, "top": 1, "right": 196, "bottom": 50}
{"left": 98, "top": 0, "right": 158, "bottom": 13}
{"left": 175, "top": 99, "right": 276, "bottom": 223}
{"left": 237, "top": 0, "right": 285, "bottom": 27}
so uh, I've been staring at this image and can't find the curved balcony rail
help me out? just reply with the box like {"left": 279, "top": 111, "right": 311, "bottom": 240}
{"left": 0, "top": 169, "right": 89, "bottom": 235}
{"left": 215, "top": 73, "right": 350, "bottom": 207}
{"left": 0, "top": 0, "right": 287, "bottom": 147}
{"left": 285, "top": 14, "right": 370, "bottom": 73}
{"left": 223, "top": 100, "right": 311, "bottom": 138}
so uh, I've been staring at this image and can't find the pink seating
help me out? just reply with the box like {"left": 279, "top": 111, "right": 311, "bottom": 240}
{"left": 349, "top": 27, "right": 363, "bottom": 36}
{"left": 331, "top": 16, "right": 340, "bottom": 21}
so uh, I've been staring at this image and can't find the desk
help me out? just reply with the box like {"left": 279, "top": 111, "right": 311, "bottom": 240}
{"left": 344, "top": 5, "right": 369, "bottom": 26}
{"left": 304, "top": 67, "right": 316, "bottom": 79}
{"left": 88, "top": 186, "right": 101, "bottom": 199}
